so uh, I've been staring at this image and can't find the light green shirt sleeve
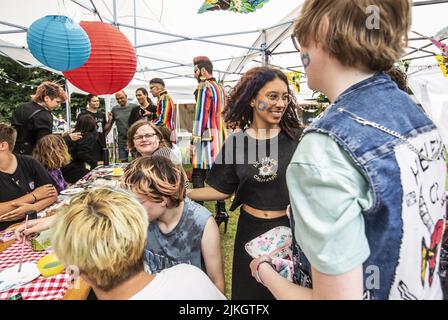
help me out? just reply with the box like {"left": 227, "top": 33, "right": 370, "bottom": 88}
{"left": 286, "top": 132, "right": 372, "bottom": 275}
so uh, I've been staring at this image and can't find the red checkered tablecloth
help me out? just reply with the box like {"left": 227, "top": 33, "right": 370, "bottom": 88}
{"left": 0, "top": 241, "right": 71, "bottom": 300}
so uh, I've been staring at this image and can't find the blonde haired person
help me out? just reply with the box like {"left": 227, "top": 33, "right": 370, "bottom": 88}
{"left": 250, "top": 0, "right": 446, "bottom": 300}
{"left": 16, "top": 188, "right": 226, "bottom": 300}
{"left": 121, "top": 155, "right": 225, "bottom": 294}
{"left": 32, "top": 135, "right": 71, "bottom": 193}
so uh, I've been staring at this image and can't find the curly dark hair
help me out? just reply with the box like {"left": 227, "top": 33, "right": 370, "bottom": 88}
{"left": 385, "top": 67, "right": 408, "bottom": 92}
{"left": 224, "top": 66, "right": 302, "bottom": 139}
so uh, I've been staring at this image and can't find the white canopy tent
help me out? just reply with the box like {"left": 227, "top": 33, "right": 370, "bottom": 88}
{"left": 1, "top": 0, "right": 447, "bottom": 96}
{"left": 0, "top": 0, "right": 309, "bottom": 103}
{"left": 0, "top": 0, "right": 447, "bottom": 141}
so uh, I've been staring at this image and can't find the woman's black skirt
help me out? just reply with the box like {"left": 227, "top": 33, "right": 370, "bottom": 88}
{"left": 231, "top": 207, "right": 290, "bottom": 300}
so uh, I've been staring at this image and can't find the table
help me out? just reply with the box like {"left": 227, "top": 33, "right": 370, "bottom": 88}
{"left": 0, "top": 164, "right": 126, "bottom": 300}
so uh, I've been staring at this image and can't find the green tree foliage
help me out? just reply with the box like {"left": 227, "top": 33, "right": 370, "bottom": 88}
{"left": 0, "top": 55, "right": 63, "bottom": 123}
{"left": 0, "top": 55, "right": 103, "bottom": 126}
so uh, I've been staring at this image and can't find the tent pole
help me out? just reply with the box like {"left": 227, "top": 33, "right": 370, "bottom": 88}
{"left": 65, "top": 83, "right": 71, "bottom": 133}
{"left": 137, "top": 54, "right": 238, "bottom": 75}
{"left": 136, "top": 68, "right": 195, "bottom": 79}
{"left": 113, "top": 0, "right": 117, "bottom": 27}
{"left": 149, "top": 55, "right": 249, "bottom": 73}
{"left": 117, "top": 22, "right": 262, "bottom": 51}
{"left": 413, "top": 0, "right": 448, "bottom": 6}
{"left": 0, "top": 30, "right": 26, "bottom": 35}
{"left": 261, "top": 30, "right": 269, "bottom": 65}
{"left": 141, "top": 29, "right": 261, "bottom": 47}
{"left": 134, "top": 0, "right": 137, "bottom": 47}
{"left": 0, "top": 20, "right": 27, "bottom": 31}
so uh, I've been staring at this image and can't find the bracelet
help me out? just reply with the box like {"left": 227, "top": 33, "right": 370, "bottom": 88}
{"left": 31, "top": 193, "right": 37, "bottom": 203}
{"left": 256, "top": 259, "right": 273, "bottom": 286}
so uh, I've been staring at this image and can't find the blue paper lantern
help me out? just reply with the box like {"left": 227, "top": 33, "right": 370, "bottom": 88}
{"left": 27, "top": 15, "right": 91, "bottom": 72}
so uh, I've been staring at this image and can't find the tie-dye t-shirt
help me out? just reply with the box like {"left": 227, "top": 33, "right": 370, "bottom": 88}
{"left": 144, "top": 197, "right": 211, "bottom": 274}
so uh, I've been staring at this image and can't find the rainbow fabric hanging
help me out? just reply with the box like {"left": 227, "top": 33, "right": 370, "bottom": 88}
{"left": 153, "top": 90, "right": 177, "bottom": 141}
{"left": 192, "top": 79, "right": 227, "bottom": 169}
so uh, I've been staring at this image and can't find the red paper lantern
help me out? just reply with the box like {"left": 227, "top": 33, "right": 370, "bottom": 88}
{"left": 63, "top": 21, "right": 136, "bottom": 95}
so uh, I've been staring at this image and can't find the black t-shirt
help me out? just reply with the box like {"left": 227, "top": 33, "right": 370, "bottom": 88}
{"left": 206, "top": 130, "right": 301, "bottom": 211}
{"left": 62, "top": 133, "right": 98, "bottom": 184}
{"left": 78, "top": 110, "right": 107, "bottom": 161}
{"left": 0, "top": 155, "right": 55, "bottom": 230}
{"left": 128, "top": 104, "right": 157, "bottom": 127}
{"left": 11, "top": 101, "right": 53, "bottom": 155}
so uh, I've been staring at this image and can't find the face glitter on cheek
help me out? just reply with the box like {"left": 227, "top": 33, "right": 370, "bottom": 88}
{"left": 257, "top": 100, "right": 269, "bottom": 111}
{"left": 301, "top": 53, "right": 311, "bottom": 69}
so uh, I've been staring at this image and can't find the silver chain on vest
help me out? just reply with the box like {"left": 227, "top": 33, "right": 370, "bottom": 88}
{"left": 337, "top": 108, "right": 446, "bottom": 162}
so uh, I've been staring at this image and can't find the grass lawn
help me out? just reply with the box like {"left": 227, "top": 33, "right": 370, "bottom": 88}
{"left": 183, "top": 164, "right": 238, "bottom": 299}
{"left": 203, "top": 201, "right": 238, "bottom": 299}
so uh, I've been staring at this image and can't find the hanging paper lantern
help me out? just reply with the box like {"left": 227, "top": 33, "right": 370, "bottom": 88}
{"left": 27, "top": 15, "right": 91, "bottom": 72}
{"left": 63, "top": 21, "right": 137, "bottom": 95}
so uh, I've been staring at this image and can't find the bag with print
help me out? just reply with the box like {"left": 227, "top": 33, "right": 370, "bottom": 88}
{"left": 245, "top": 226, "right": 294, "bottom": 281}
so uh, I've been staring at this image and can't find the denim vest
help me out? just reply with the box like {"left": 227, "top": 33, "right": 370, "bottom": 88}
{"left": 293, "top": 73, "right": 447, "bottom": 300}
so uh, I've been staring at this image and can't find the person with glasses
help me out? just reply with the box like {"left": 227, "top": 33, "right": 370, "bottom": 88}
{"left": 251, "top": 0, "right": 446, "bottom": 300}
{"left": 127, "top": 120, "right": 168, "bottom": 158}
{"left": 187, "top": 66, "right": 302, "bottom": 300}
{"left": 191, "top": 56, "right": 229, "bottom": 231}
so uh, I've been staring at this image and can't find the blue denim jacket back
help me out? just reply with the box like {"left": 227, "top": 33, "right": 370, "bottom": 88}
{"left": 293, "top": 73, "right": 447, "bottom": 300}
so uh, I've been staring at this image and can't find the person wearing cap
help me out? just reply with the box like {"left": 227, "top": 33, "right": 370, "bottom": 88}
{"left": 150, "top": 78, "right": 176, "bottom": 143}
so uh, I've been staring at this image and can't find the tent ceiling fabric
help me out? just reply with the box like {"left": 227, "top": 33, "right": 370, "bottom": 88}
{"left": 0, "top": 0, "right": 447, "bottom": 102}
{"left": 0, "top": 0, "right": 303, "bottom": 102}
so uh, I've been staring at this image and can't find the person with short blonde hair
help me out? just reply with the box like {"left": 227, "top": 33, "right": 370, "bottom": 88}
{"left": 122, "top": 156, "right": 225, "bottom": 294}
{"left": 251, "top": 0, "right": 446, "bottom": 300}
{"left": 52, "top": 188, "right": 149, "bottom": 292}
{"left": 46, "top": 187, "right": 226, "bottom": 300}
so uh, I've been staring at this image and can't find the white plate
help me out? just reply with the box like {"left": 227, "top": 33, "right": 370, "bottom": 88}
{"left": 60, "top": 188, "right": 85, "bottom": 196}
{"left": 0, "top": 262, "right": 40, "bottom": 292}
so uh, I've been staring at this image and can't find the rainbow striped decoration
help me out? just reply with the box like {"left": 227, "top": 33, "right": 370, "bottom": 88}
{"left": 192, "top": 79, "right": 227, "bottom": 169}
{"left": 153, "top": 90, "right": 177, "bottom": 140}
